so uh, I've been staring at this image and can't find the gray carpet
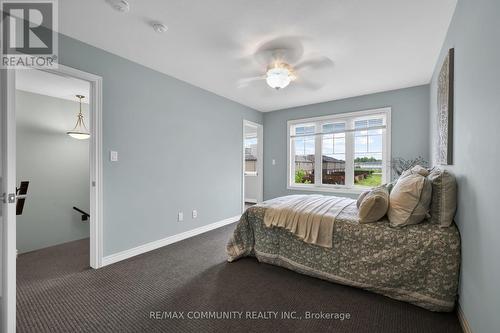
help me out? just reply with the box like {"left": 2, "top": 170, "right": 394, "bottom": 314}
{"left": 17, "top": 223, "right": 462, "bottom": 333}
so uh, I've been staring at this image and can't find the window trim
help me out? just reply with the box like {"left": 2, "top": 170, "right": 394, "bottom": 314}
{"left": 287, "top": 107, "right": 392, "bottom": 194}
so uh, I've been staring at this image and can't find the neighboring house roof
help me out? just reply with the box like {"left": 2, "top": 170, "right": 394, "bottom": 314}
{"left": 294, "top": 154, "right": 345, "bottom": 163}
{"left": 245, "top": 154, "right": 257, "bottom": 161}
{"left": 294, "top": 155, "right": 314, "bottom": 163}
{"left": 322, "top": 155, "right": 344, "bottom": 163}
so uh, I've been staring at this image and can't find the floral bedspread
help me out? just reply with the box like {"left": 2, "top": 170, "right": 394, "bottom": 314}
{"left": 227, "top": 199, "right": 460, "bottom": 312}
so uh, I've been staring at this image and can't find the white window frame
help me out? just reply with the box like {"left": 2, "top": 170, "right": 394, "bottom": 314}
{"left": 287, "top": 107, "right": 391, "bottom": 194}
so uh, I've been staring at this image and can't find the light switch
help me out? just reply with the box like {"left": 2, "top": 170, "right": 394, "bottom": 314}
{"left": 110, "top": 151, "right": 118, "bottom": 162}
{"left": 178, "top": 212, "right": 184, "bottom": 222}
{"left": 272, "top": 159, "right": 276, "bottom": 165}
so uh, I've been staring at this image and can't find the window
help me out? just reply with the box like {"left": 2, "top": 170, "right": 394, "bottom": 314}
{"left": 292, "top": 124, "right": 315, "bottom": 184}
{"left": 288, "top": 108, "right": 391, "bottom": 193}
{"left": 322, "top": 122, "right": 346, "bottom": 185}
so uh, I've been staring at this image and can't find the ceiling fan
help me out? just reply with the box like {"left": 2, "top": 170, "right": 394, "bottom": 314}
{"left": 238, "top": 36, "right": 334, "bottom": 91}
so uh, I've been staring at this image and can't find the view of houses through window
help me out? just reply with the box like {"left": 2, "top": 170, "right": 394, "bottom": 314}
{"left": 245, "top": 136, "right": 258, "bottom": 174}
{"left": 322, "top": 122, "right": 346, "bottom": 185}
{"left": 353, "top": 118, "right": 384, "bottom": 187}
{"left": 293, "top": 125, "right": 315, "bottom": 184}
{"left": 290, "top": 109, "right": 389, "bottom": 190}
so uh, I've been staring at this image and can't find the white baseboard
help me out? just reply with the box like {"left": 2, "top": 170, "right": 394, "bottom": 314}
{"left": 457, "top": 303, "right": 473, "bottom": 333}
{"left": 101, "top": 215, "right": 240, "bottom": 267}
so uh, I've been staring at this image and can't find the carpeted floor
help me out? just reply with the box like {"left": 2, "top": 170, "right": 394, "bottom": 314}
{"left": 17, "top": 223, "right": 462, "bottom": 333}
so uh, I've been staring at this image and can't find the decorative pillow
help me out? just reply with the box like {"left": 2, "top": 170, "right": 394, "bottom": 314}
{"left": 356, "top": 190, "right": 370, "bottom": 208}
{"left": 410, "top": 165, "right": 430, "bottom": 177}
{"left": 388, "top": 171, "right": 432, "bottom": 227}
{"left": 400, "top": 165, "right": 430, "bottom": 178}
{"left": 427, "top": 168, "right": 457, "bottom": 227}
{"left": 358, "top": 186, "right": 389, "bottom": 223}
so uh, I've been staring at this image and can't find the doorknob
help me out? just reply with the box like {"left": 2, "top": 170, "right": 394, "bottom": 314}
{"left": 2, "top": 192, "right": 16, "bottom": 204}
{"left": 1, "top": 193, "right": 27, "bottom": 204}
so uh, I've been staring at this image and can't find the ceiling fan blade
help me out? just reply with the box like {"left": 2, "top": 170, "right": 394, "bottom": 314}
{"left": 294, "top": 56, "right": 334, "bottom": 71}
{"left": 237, "top": 76, "right": 265, "bottom": 88}
{"left": 254, "top": 36, "right": 306, "bottom": 66}
{"left": 299, "top": 79, "right": 325, "bottom": 91}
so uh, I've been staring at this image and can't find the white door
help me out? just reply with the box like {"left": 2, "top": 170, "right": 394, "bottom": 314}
{"left": 1, "top": 68, "right": 16, "bottom": 333}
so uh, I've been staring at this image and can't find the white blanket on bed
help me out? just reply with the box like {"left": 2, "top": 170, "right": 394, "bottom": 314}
{"left": 262, "top": 195, "right": 354, "bottom": 248}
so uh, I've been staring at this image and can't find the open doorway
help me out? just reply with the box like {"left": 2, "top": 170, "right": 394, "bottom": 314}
{"left": 1, "top": 65, "right": 102, "bottom": 330}
{"left": 16, "top": 69, "right": 91, "bottom": 257}
{"left": 242, "top": 120, "right": 263, "bottom": 212}
{"left": 12, "top": 66, "right": 104, "bottom": 327}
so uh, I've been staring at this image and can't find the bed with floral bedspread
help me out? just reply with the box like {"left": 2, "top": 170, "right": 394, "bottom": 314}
{"left": 226, "top": 196, "right": 460, "bottom": 312}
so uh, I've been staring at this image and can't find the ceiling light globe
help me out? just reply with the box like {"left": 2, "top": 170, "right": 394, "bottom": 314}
{"left": 266, "top": 67, "right": 291, "bottom": 90}
{"left": 67, "top": 132, "right": 91, "bottom": 140}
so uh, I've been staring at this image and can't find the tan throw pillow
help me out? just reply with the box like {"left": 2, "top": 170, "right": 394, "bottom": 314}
{"left": 358, "top": 186, "right": 389, "bottom": 223}
{"left": 428, "top": 168, "right": 457, "bottom": 227}
{"left": 356, "top": 190, "right": 370, "bottom": 208}
{"left": 410, "top": 165, "right": 430, "bottom": 177}
{"left": 388, "top": 172, "right": 432, "bottom": 227}
{"left": 400, "top": 165, "right": 429, "bottom": 178}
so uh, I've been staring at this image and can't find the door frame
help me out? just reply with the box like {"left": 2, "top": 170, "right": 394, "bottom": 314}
{"left": 242, "top": 120, "right": 263, "bottom": 213}
{"left": 40, "top": 64, "right": 104, "bottom": 269}
{"left": 1, "top": 64, "right": 103, "bottom": 332}
{"left": 1, "top": 68, "right": 17, "bottom": 333}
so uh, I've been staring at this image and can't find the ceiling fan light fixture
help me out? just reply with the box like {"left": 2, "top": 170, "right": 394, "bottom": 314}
{"left": 67, "top": 132, "right": 91, "bottom": 140}
{"left": 266, "top": 67, "right": 292, "bottom": 90}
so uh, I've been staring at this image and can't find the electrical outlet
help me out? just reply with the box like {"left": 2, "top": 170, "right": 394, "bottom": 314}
{"left": 192, "top": 210, "right": 198, "bottom": 219}
{"left": 178, "top": 212, "right": 183, "bottom": 222}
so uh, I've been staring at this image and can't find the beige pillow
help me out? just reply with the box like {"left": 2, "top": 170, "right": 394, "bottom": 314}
{"left": 358, "top": 186, "right": 389, "bottom": 223}
{"left": 400, "top": 165, "right": 430, "bottom": 178}
{"left": 356, "top": 190, "right": 370, "bottom": 208}
{"left": 428, "top": 168, "right": 457, "bottom": 227}
{"left": 410, "top": 165, "right": 430, "bottom": 177}
{"left": 388, "top": 172, "right": 432, "bottom": 227}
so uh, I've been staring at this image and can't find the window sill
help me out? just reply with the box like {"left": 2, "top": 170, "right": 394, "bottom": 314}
{"left": 287, "top": 184, "right": 369, "bottom": 195}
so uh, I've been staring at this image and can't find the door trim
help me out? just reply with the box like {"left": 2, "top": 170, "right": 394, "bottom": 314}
{"left": 1, "top": 68, "right": 17, "bottom": 333}
{"left": 242, "top": 120, "right": 263, "bottom": 213}
{"left": 40, "top": 64, "right": 104, "bottom": 269}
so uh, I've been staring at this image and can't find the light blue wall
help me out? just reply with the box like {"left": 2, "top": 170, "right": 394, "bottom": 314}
{"left": 16, "top": 90, "right": 90, "bottom": 253}
{"left": 263, "top": 85, "right": 430, "bottom": 200}
{"left": 57, "top": 34, "right": 262, "bottom": 256}
{"left": 429, "top": 0, "right": 500, "bottom": 332}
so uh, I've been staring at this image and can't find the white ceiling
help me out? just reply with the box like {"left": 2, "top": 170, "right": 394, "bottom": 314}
{"left": 16, "top": 69, "right": 90, "bottom": 103}
{"left": 58, "top": 0, "right": 457, "bottom": 112}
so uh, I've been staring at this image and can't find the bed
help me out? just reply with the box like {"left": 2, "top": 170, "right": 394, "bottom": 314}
{"left": 226, "top": 195, "right": 460, "bottom": 312}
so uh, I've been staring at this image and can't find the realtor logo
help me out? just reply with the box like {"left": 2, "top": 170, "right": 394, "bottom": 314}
{"left": 1, "top": 0, "right": 58, "bottom": 68}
